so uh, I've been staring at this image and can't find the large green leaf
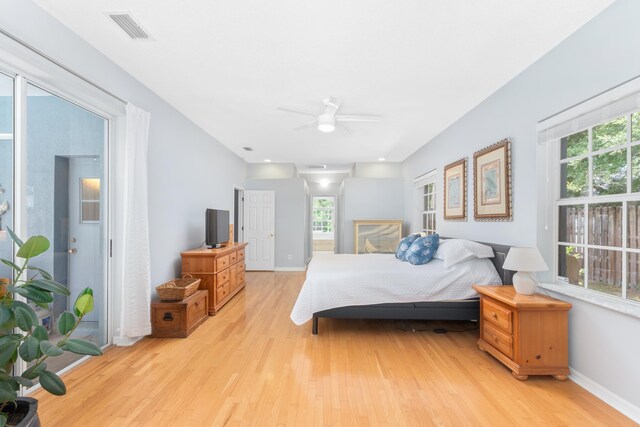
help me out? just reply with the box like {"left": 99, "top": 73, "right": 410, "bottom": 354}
{"left": 57, "top": 311, "right": 76, "bottom": 335}
{"left": 0, "top": 382, "right": 17, "bottom": 405}
{"left": 12, "top": 301, "right": 37, "bottom": 332}
{"left": 27, "top": 266, "right": 53, "bottom": 280}
{"left": 8, "top": 285, "right": 54, "bottom": 304}
{"left": 40, "top": 340, "right": 63, "bottom": 357}
{"left": 16, "top": 235, "right": 50, "bottom": 259}
{"left": 32, "top": 325, "right": 49, "bottom": 342}
{"left": 0, "top": 306, "right": 14, "bottom": 329}
{"left": 74, "top": 293, "right": 94, "bottom": 317}
{"left": 0, "top": 341, "right": 18, "bottom": 367}
{"left": 18, "top": 337, "right": 40, "bottom": 362}
{"left": 6, "top": 227, "right": 23, "bottom": 248}
{"left": 21, "top": 362, "right": 46, "bottom": 380}
{"left": 39, "top": 370, "right": 66, "bottom": 396}
{"left": 30, "top": 279, "right": 69, "bottom": 296}
{"left": 61, "top": 339, "right": 102, "bottom": 356}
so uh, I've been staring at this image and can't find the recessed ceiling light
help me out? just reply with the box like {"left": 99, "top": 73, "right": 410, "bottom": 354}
{"left": 264, "top": 159, "right": 272, "bottom": 162}
{"left": 378, "top": 157, "right": 386, "bottom": 161}
{"left": 319, "top": 179, "right": 330, "bottom": 188}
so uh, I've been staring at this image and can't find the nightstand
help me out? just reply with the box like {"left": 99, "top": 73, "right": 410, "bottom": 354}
{"left": 472, "top": 285, "right": 571, "bottom": 381}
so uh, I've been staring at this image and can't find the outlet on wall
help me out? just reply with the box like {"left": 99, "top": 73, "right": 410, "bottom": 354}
{"left": 287, "top": 254, "right": 292, "bottom": 260}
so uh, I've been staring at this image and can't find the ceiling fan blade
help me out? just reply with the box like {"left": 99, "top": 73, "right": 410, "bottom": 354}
{"left": 293, "top": 119, "right": 318, "bottom": 131}
{"left": 277, "top": 106, "right": 318, "bottom": 117}
{"left": 335, "top": 115, "right": 381, "bottom": 122}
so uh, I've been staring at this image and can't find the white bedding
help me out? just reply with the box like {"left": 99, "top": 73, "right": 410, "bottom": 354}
{"left": 290, "top": 254, "right": 502, "bottom": 325}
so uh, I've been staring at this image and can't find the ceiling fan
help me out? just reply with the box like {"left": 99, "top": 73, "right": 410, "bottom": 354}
{"left": 277, "top": 97, "right": 380, "bottom": 133}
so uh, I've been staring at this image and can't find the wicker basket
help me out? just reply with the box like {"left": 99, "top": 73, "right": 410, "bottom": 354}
{"left": 155, "top": 275, "right": 201, "bottom": 301}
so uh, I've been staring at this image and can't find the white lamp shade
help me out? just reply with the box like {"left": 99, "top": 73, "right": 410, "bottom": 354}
{"left": 503, "top": 247, "right": 548, "bottom": 272}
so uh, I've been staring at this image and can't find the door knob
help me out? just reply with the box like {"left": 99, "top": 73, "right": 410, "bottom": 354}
{"left": 68, "top": 248, "right": 78, "bottom": 254}
{"left": 269, "top": 234, "right": 274, "bottom": 238}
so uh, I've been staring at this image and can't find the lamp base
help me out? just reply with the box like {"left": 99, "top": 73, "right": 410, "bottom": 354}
{"left": 513, "top": 271, "right": 537, "bottom": 295}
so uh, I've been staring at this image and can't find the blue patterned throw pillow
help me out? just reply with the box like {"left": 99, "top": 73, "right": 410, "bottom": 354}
{"left": 395, "top": 234, "right": 420, "bottom": 261}
{"left": 405, "top": 234, "right": 440, "bottom": 265}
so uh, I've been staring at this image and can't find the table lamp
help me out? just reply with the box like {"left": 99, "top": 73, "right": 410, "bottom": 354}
{"left": 502, "top": 247, "right": 548, "bottom": 295}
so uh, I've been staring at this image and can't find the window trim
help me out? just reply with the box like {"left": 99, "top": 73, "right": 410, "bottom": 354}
{"left": 414, "top": 169, "right": 437, "bottom": 235}
{"left": 312, "top": 196, "right": 335, "bottom": 239}
{"left": 539, "top": 76, "right": 640, "bottom": 314}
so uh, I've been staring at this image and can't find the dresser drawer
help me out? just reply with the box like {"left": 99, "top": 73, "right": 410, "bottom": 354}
{"left": 229, "top": 264, "right": 237, "bottom": 291}
{"left": 482, "top": 298, "right": 513, "bottom": 332}
{"left": 483, "top": 322, "right": 513, "bottom": 358}
{"left": 216, "top": 282, "right": 230, "bottom": 303}
{"left": 237, "top": 262, "right": 245, "bottom": 273}
{"left": 237, "top": 249, "right": 245, "bottom": 261}
{"left": 230, "top": 251, "right": 237, "bottom": 263}
{"left": 217, "top": 268, "right": 230, "bottom": 287}
{"left": 237, "top": 270, "right": 245, "bottom": 285}
{"left": 216, "top": 255, "right": 230, "bottom": 271}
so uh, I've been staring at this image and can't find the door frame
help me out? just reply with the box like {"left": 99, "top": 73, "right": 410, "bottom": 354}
{"left": 6, "top": 70, "right": 116, "bottom": 394}
{"left": 233, "top": 185, "right": 244, "bottom": 243}
{"left": 243, "top": 190, "right": 276, "bottom": 271}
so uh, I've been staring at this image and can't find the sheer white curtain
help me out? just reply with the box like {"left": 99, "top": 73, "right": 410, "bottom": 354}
{"left": 115, "top": 103, "right": 151, "bottom": 342}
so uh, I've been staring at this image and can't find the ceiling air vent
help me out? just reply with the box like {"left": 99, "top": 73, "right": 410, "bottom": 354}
{"left": 107, "top": 12, "right": 153, "bottom": 40}
{"left": 242, "top": 147, "right": 254, "bottom": 151}
{"left": 308, "top": 165, "right": 327, "bottom": 169}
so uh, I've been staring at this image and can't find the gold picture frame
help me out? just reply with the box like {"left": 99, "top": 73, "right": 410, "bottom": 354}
{"left": 444, "top": 158, "right": 466, "bottom": 221}
{"left": 473, "top": 139, "right": 512, "bottom": 221}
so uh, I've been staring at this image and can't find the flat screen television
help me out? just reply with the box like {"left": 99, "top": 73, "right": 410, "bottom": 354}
{"left": 205, "top": 208, "right": 230, "bottom": 248}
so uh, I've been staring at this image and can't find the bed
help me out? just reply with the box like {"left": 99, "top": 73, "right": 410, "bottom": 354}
{"left": 290, "top": 240, "right": 513, "bottom": 334}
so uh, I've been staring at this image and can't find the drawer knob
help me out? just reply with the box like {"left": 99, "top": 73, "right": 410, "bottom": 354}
{"left": 492, "top": 312, "right": 498, "bottom": 318}
{"left": 163, "top": 312, "right": 174, "bottom": 321}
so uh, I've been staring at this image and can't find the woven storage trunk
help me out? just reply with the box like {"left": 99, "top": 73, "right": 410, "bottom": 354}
{"left": 155, "top": 275, "right": 201, "bottom": 301}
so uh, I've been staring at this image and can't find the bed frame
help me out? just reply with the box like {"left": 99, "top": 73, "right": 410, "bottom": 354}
{"left": 311, "top": 240, "right": 513, "bottom": 335}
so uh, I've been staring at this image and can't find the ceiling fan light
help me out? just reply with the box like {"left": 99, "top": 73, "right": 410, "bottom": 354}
{"left": 318, "top": 122, "right": 335, "bottom": 133}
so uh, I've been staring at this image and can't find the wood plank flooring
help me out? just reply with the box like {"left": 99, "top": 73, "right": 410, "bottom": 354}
{"left": 32, "top": 272, "right": 635, "bottom": 426}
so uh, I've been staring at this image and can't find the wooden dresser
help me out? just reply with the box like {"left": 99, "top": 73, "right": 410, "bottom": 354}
{"left": 181, "top": 242, "right": 247, "bottom": 315}
{"left": 473, "top": 285, "right": 572, "bottom": 381}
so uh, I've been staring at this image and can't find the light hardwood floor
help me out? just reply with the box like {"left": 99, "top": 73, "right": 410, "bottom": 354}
{"left": 32, "top": 272, "right": 635, "bottom": 426}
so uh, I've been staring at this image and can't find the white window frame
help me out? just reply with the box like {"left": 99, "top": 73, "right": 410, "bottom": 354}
{"left": 312, "top": 196, "right": 335, "bottom": 240}
{"left": 414, "top": 170, "right": 437, "bottom": 235}
{"left": 539, "top": 76, "right": 640, "bottom": 318}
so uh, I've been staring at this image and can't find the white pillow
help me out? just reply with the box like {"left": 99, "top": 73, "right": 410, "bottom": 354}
{"left": 434, "top": 239, "right": 494, "bottom": 268}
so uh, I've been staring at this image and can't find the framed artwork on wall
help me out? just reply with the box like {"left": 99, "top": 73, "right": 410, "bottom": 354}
{"left": 473, "top": 138, "right": 512, "bottom": 221}
{"left": 443, "top": 158, "right": 466, "bottom": 221}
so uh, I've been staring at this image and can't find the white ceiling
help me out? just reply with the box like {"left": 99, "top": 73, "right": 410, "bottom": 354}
{"left": 35, "top": 0, "right": 613, "bottom": 165}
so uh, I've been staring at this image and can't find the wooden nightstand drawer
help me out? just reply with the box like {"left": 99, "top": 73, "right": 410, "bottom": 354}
{"left": 216, "top": 255, "right": 230, "bottom": 271}
{"left": 482, "top": 322, "right": 513, "bottom": 359}
{"left": 482, "top": 298, "right": 513, "bottom": 332}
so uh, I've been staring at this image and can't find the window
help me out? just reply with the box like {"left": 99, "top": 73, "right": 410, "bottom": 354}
{"left": 414, "top": 170, "right": 437, "bottom": 235}
{"left": 312, "top": 196, "right": 334, "bottom": 236}
{"left": 422, "top": 182, "right": 436, "bottom": 235}
{"left": 80, "top": 177, "right": 100, "bottom": 223}
{"left": 556, "top": 112, "right": 640, "bottom": 302}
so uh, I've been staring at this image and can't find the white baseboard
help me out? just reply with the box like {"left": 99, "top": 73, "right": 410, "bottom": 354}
{"left": 274, "top": 267, "right": 306, "bottom": 272}
{"left": 570, "top": 368, "right": 640, "bottom": 423}
{"left": 113, "top": 335, "right": 143, "bottom": 347}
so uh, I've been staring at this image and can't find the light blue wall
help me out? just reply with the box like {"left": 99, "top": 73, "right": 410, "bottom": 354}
{"left": 340, "top": 178, "right": 404, "bottom": 253}
{"left": 402, "top": 0, "right": 640, "bottom": 412}
{"left": 0, "top": 0, "right": 247, "bottom": 286}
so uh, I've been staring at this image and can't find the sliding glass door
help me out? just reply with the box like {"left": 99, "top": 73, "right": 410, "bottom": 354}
{"left": 0, "top": 72, "right": 14, "bottom": 280}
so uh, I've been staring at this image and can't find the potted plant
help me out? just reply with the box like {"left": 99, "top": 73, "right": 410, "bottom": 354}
{"left": 0, "top": 228, "right": 102, "bottom": 426}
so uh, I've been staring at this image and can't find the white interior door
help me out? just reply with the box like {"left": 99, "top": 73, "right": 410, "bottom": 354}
{"left": 68, "top": 157, "right": 103, "bottom": 323}
{"left": 244, "top": 190, "right": 275, "bottom": 271}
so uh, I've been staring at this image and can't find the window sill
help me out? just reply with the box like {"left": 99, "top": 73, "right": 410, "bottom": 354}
{"left": 539, "top": 282, "right": 640, "bottom": 320}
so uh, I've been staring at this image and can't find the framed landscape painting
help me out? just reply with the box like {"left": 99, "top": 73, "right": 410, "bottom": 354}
{"left": 473, "top": 139, "right": 512, "bottom": 221}
{"left": 444, "top": 158, "right": 466, "bottom": 220}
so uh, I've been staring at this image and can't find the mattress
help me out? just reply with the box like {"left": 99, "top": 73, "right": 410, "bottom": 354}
{"left": 290, "top": 253, "right": 502, "bottom": 325}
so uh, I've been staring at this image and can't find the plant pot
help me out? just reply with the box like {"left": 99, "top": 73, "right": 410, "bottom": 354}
{"left": 5, "top": 397, "right": 41, "bottom": 427}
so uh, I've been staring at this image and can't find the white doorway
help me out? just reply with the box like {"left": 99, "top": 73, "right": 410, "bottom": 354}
{"left": 244, "top": 190, "right": 275, "bottom": 271}
{"left": 312, "top": 196, "right": 335, "bottom": 255}
{"left": 233, "top": 187, "right": 244, "bottom": 243}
